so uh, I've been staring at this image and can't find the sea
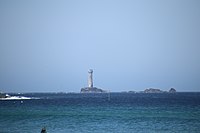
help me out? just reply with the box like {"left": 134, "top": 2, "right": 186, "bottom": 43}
{"left": 0, "top": 92, "right": 200, "bottom": 133}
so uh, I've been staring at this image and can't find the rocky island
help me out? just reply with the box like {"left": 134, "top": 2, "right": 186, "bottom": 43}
{"left": 80, "top": 69, "right": 105, "bottom": 93}
{"left": 81, "top": 87, "right": 105, "bottom": 93}
{"left": 169, "top": 88, "right": 176, "bottom": 93}
{"left": 143, "top": 88, "right": 164, "bottom": 93}
{"left": 142, "top": 88, "right": 177, "bottom": 93}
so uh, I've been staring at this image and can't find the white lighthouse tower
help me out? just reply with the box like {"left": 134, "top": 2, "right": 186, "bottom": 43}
{"left": 80, "top": 69, "right": 104, "bottom": 93}
{"left": 88, "top": 69, "right": 93, "bottom": 88}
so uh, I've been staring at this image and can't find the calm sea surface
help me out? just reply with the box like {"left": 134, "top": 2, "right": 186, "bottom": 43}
{"left": 0, "top": 93, "right": 200, "bottom": 133}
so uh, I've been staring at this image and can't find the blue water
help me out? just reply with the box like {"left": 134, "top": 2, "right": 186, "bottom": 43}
{"left": 0, "top": 93, "right": 200, "bottom": 133}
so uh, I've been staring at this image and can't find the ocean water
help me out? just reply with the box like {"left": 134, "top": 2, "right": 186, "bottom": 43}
{"left": 0, "top": 93, "right": 200, "bottom": 133}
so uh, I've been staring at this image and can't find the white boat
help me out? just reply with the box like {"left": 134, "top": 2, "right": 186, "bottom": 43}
{"left": 0, "top": 93, "right": 31, "bottom": 100}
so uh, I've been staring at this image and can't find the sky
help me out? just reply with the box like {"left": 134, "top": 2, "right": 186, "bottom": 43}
{"left": 0, "top": 0, "right": 200, "bottom": 92}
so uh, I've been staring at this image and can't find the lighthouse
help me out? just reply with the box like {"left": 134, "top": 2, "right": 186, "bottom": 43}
{"left": 88, "top": 69, "right": 93, "bottom": 88}
{"left": 80, "top": 69, "right": 104, "bottom": 93}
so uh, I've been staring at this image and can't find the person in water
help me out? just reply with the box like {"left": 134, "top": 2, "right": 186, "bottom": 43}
{"left": 41, "top": 127, "right": 47, "bottom": 133}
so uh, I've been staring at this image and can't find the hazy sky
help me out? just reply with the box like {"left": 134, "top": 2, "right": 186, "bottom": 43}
{"left": 0, "top": 0, "right": 200, "bottom": 92}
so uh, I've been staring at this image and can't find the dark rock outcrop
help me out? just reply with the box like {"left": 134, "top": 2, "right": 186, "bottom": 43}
{"left": 169, "top": 88, "right": 176, "bottom": 93}
{"left": 80, "top": 87, "right": 105, "bottom": 93}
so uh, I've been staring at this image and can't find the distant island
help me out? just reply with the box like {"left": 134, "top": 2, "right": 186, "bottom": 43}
{"left": 142, "top": 88, "right": 176, "bottom": 93}
{"left": 80, "top": 69, "right": 105, "bottom": 93}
